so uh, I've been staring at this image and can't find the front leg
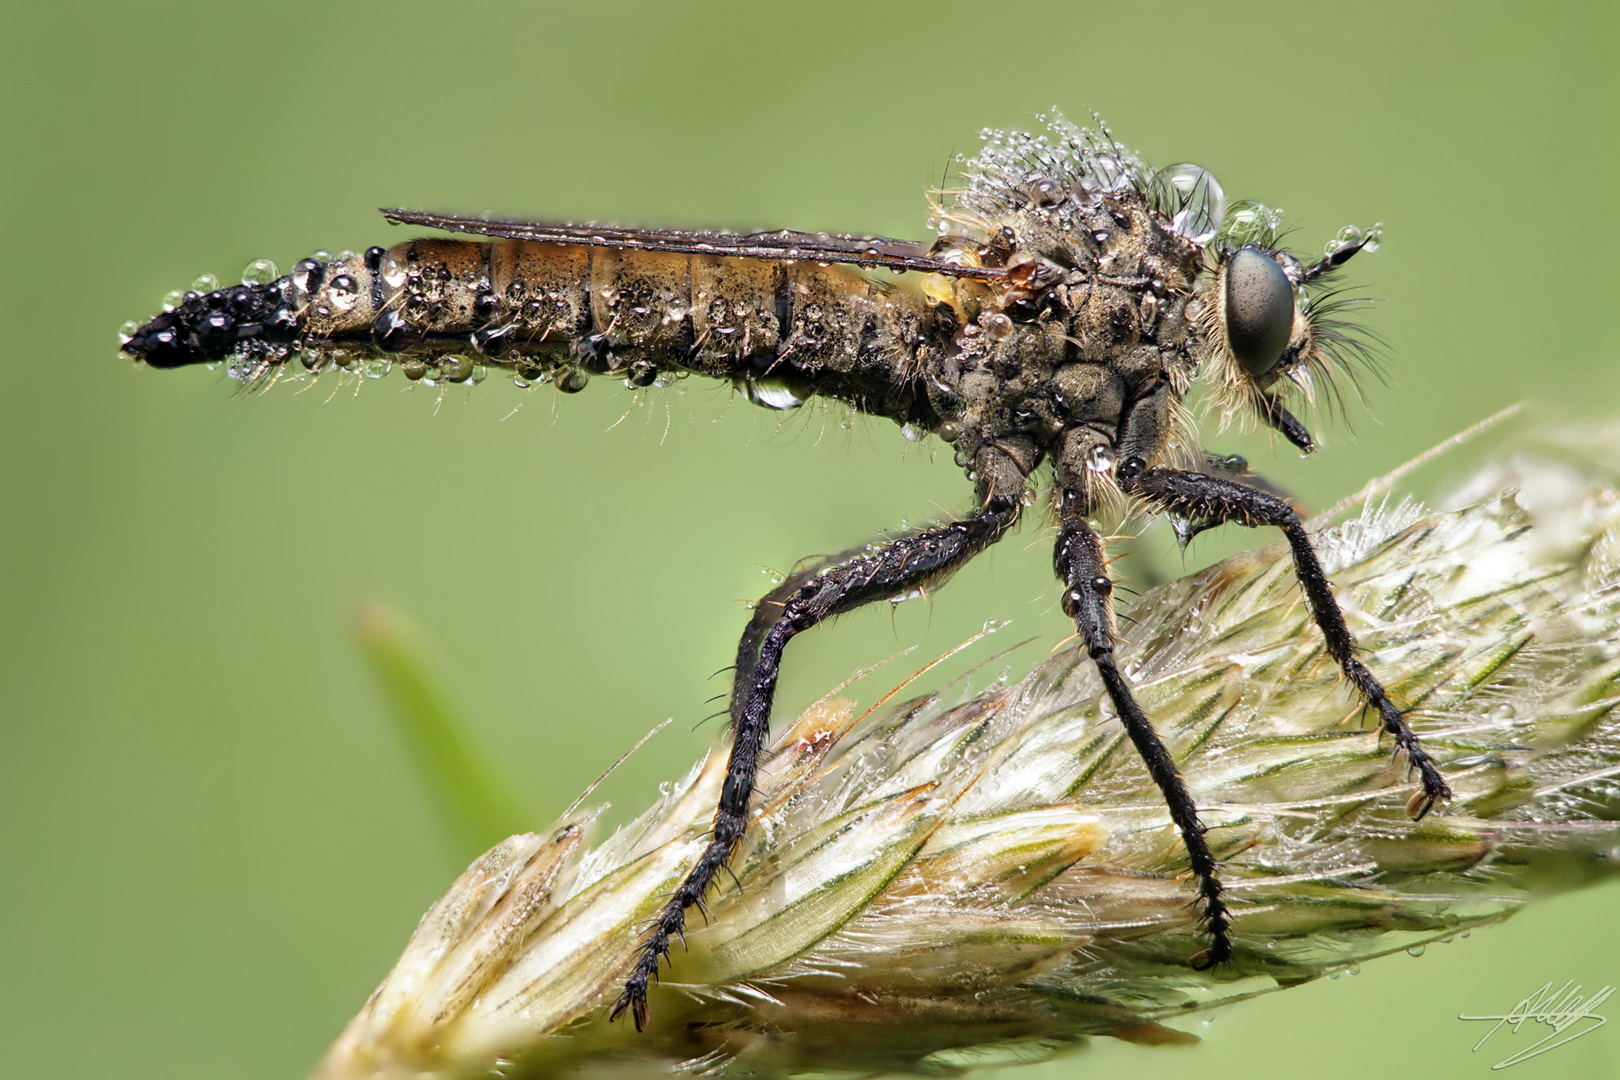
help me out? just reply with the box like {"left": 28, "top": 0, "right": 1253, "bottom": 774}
{"left": 1119, "top": 460, "right": 1452, "bottom": 818}
{"left": 610, "top": 446, "right": 1031, "bottom": 1029}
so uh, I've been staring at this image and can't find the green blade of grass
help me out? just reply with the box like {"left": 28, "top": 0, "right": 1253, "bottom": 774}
{"left": 353, "top": 602, "right": 535, "bottom": 858}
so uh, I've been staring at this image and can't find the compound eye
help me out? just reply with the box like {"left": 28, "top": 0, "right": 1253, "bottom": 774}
{"left": 1224, "top": 247, "right": 1295, "bottom": 379}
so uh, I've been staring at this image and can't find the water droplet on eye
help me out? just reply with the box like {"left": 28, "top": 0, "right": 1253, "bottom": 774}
{"left": 1086, "top": 444, "right": 1115, "bottom": 472}
{"left": 1406, "top": 944, "right": 1427, "bottom": 958}
{"left": 900, "top": 421, "right": 926, "bottom": 442}
{"left": 161, "top": 289, "right": 185, "bottom": 312}
{"left": 240, "top": 259, "right": 278, "bottom": 286}
{"left": 190, "top": 273, "right": 219, "bottom": 294}
{"left": 362, "top": 358, "right": 392, "bottom": 379}
{"left": 1220, "top": 201, "right": 1283, "bottom": 248}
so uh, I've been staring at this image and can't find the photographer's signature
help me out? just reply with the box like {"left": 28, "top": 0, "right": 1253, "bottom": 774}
{"left": 1458, "top": 980, "right": 1612, "bottom": 1068}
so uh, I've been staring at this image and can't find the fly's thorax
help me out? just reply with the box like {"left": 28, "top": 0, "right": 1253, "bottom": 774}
{"left": 921, "top": 199, "right": 1202, "bottom": 481}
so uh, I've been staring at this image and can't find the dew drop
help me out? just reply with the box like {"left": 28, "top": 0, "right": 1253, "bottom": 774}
{"left": 440, "top": 355, "right": 474, "bottom": 383}
{"left": 900, "top": 421, "right": 926, "bottom": 442}
{"left": 1406, "top": 944, "right": 1426, "bottom": 958}
{"left": 982, "top": 619, "right": 1006, "bottom": 634}
{"left": 1334, "top": 224, "right": 1366, "bottom": 250}
{"left": 326, "top": 273, "right": 360, "bottom": 312}
{"left": 1220, "top": 201, "right": 1283, "bottom": 248}
{"left": 379, "top": 252, "right": 408, "bottom": 289}
{"left": 190, "top": 273, "right": 219, "bottom": 294}
{"left": 1086, "top": 444, "right": 1115, "bottom": 472}
{"left": 1158, "top": 163, "right": 1226, "bottom": 243}
{"left": 161, "top": 289, "right": 185, "bottom": 312}
{"left": 745, "top": 375, "right": 807, "bottom": 411}
{"left": 240, "top": 258, "right": 279, "bottom": 286}
{"left": 362, "top": 358, "right": 392, "bottom": 380}
{"left": 117, "top": 320, "right": 139, "bottom": 344}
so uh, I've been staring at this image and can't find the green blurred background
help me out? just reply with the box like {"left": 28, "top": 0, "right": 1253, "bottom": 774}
{"left": 3, "top": 2, "right": 1617, "bottom": 1077}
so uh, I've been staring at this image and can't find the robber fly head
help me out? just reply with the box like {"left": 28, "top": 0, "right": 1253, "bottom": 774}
{"left": 1196, "top": 202, "right": 1383, "bottom": 446}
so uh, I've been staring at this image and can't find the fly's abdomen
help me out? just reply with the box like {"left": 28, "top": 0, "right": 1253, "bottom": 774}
{"left": 123, "top": 238, "right": 940, "bottom": 420}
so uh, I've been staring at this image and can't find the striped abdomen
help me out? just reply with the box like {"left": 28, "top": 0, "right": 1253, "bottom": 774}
{"left": 124, "top": 239, "right": 949, "bottom": 424}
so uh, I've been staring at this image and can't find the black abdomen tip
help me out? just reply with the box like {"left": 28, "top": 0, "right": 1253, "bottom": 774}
{"left": 122, "top": 279, "right": 300, "bottom": 369}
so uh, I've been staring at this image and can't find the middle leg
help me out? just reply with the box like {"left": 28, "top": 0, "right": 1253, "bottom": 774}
{"left": 1053, "top": 484, "right": 1234, "bottom": 967}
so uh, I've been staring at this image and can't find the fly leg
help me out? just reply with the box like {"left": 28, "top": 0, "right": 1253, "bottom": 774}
{"left": 610, "top": 444, "right": 1033, "bottom": 1029}
{"left": 1117, "top": 458, "right": 1452, "bottom": 818}
{"left": 1053, "top": 483, "right": 1234, "bottom": 967}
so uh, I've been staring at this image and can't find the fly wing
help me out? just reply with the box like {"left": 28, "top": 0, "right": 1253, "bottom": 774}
{"left": 380, "top": 209, "right": 1009, "bottom": 280}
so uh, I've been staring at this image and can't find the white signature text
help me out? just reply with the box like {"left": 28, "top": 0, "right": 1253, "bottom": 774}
{"left": 1458, "top": 979, "right": 1612, "bottom": 1069}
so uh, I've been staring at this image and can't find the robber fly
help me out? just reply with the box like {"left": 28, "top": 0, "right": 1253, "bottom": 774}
{"left": 121, "top": 113, "right": 1451, "bottom": 1029}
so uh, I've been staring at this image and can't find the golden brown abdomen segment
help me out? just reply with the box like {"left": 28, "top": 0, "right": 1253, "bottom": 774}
{"left": 300, "top": 238, "right": 938, "bottom": 414}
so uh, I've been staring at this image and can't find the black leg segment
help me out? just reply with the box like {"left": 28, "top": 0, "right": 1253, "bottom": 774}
{"left": 1118, "top": 461, "right": 1452, "bottom": 817}
{"left": 610, "top": 459, "right": 1029, "bottom": 1029}
{"left": 1053, "top": 487, "right": 1234, "bottom": 967}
